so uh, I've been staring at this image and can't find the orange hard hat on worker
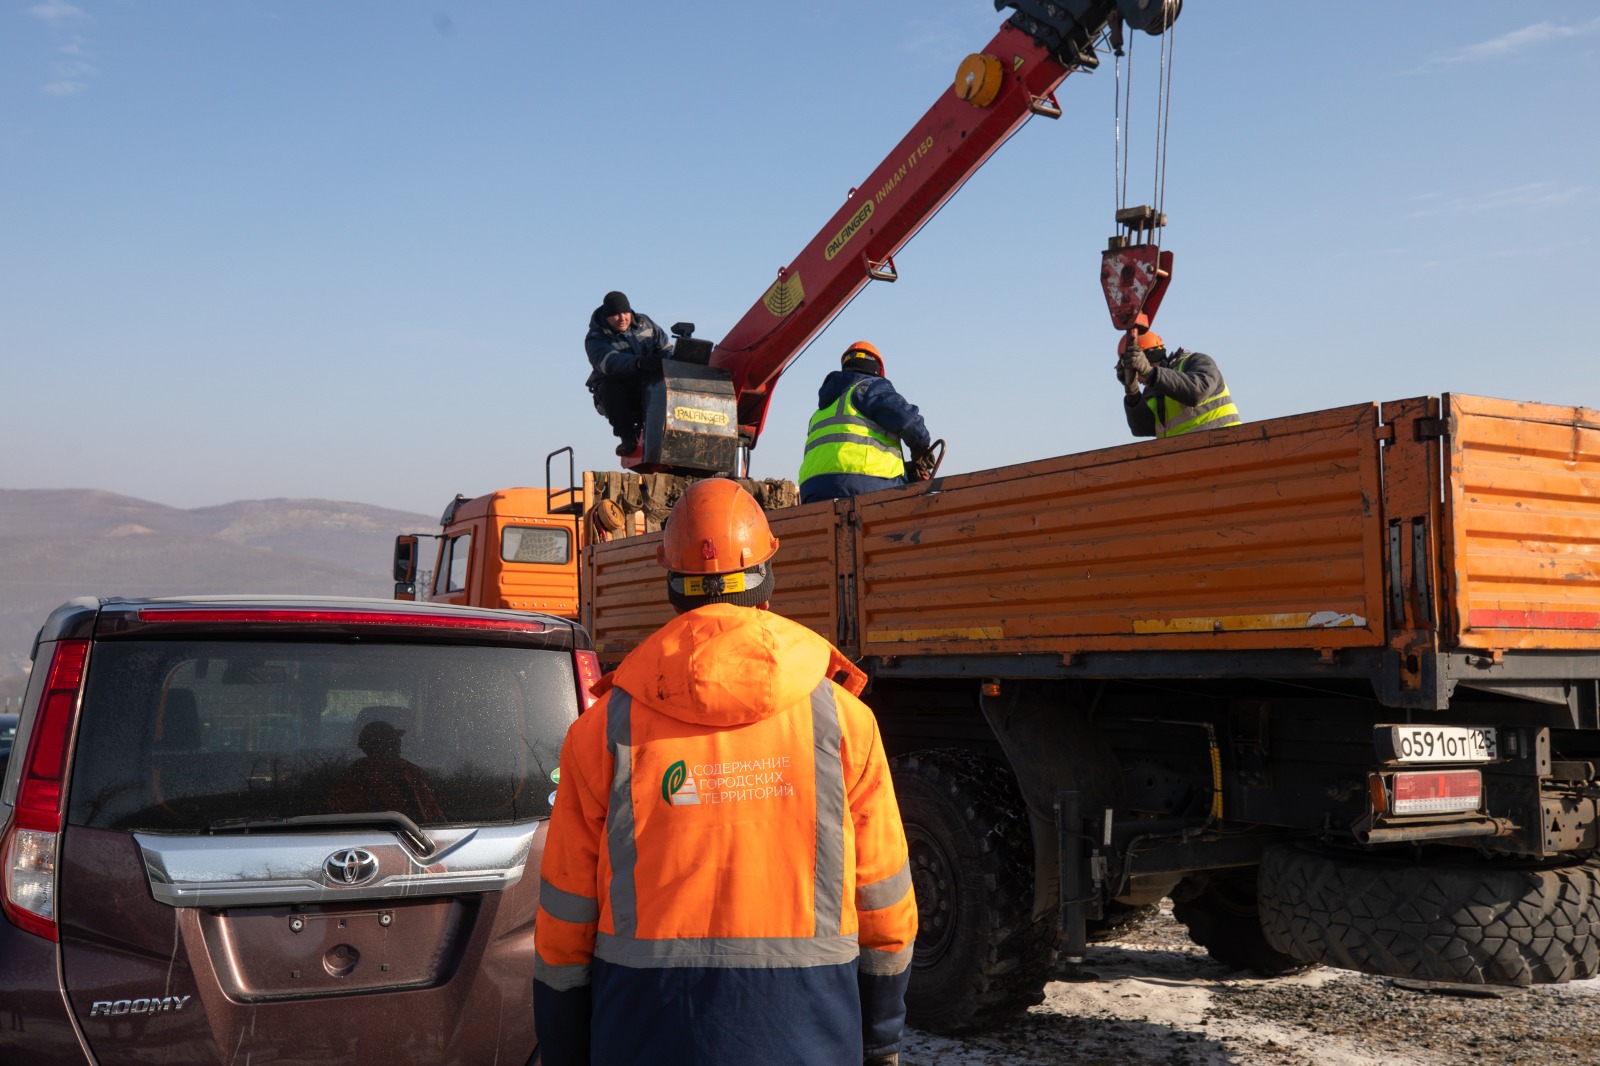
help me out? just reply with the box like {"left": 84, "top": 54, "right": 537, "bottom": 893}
{"left": 658, "top": 478, "right": 780, "bottom": 611}
{"left": 1118, "top": 329, "right": 1164, "bottom": 354}
{"left": 842, "top": 341, "right": 886, "bottom": 377}
{"left": 658, "top": 479, "right": 778, "bottom": 574}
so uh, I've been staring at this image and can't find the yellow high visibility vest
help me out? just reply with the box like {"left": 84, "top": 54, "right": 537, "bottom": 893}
{"left": 1146, "top": 354, "right": 1241, "bottom": 437}
{"left": 798, "top": 381, "right": 906, "bottom": 483}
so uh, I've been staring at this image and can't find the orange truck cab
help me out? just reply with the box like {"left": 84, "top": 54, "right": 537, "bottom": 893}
{"left": 394, "top": 487, "right": 584, "bottom": 619}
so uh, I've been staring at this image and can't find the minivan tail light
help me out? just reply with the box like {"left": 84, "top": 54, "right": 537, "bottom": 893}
{"left": 573, "top": 650, "right": 601, "bottom": 713}
{"left": 3, "top": 638, "right": 89, "bottom": 942}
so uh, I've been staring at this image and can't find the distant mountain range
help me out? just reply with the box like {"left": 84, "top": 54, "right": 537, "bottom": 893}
{"left": 0, "top": 489, "right": 436, "bottom": 697}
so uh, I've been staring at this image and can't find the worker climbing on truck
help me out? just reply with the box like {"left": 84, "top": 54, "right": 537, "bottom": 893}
{"left": 1117, "top": 325, "right": 1241, "bottom": 439}
{"left": 584, "top": 290, "right": 676, "bottom": 456}
{"left": 534, "top": 478, "right": 917, "bottom": 1066}
{"left": 798, "top": 341, "right": 937, "bottom": 503}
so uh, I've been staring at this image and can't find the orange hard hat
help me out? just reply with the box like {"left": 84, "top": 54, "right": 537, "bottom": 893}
{"left": 1118, "top": 330, "right": 1164, "bottom": 353}
{"left": 657, "top": 478, "right": 779, "bottom": 576}
{"left": 842, "top": 341, "right": 885, "bottom": 376}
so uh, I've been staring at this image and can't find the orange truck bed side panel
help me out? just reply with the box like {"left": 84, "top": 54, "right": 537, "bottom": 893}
{"left": 583, "top": 395, "right": 1600, "bottom": 665}
{"left": 852, "top": 403, "right": 1388, "bottom": 656}
{"left": 585, "top": 505, "right": 841, "bottom": 665}
{"left": 1444, "top": 394, "right": 1600, "bottom": 650}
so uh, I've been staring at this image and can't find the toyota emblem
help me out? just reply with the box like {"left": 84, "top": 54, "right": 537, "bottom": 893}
{"left": 324, "top": 848, "right": 379, "bottom": 886}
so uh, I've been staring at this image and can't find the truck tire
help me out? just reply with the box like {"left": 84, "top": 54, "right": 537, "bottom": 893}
{"left": 1258, "top": 843, "right": 1600, "bottom": 985}
{"left": 890, "top": 750, "right": 1058, "bottom": 1034}
{"left": 1171, "top": 868, "right": 1312, "bottom": 975}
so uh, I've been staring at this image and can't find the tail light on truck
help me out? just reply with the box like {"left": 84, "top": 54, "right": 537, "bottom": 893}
{"left": 2, "top": 638, "right": 89, "bottom": 941}
{"left": 1389, "top": 769, "right": 1482, "bottom": 816}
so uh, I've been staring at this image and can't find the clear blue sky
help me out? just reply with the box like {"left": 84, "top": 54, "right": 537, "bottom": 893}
{"left": 4, "top": 1, "right": 1598, "bottom": 517}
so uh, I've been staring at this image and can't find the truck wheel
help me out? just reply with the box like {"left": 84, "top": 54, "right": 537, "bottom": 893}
{"left": 1258, "top": 843, "right": 1600, "bottom": 985}
{"left": 1171, "top": 868, "right": 1312, "bottom": 975}
{"left": 890, "top": 750, "right": 1057, "bottom": 1034}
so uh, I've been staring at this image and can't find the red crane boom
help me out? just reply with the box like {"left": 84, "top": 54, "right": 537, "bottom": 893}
{"left": 709, "top": 0, "right": 1179, "bottom": 451}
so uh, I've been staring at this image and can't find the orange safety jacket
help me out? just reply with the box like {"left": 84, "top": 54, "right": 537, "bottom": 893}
{"left": 533, "top": 603, "right": 917, "bottom": 1065}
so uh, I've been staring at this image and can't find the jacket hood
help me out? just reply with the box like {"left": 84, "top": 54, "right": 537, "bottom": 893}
{"left": 603, "top": 603, "right": 865, "bottom": 727}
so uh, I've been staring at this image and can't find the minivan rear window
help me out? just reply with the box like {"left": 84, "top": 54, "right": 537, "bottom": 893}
{"left": 66, "top": 641, "right": 576, "bottom": 833}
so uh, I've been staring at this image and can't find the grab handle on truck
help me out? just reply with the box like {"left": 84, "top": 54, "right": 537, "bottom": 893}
{"left": 546, "top": 447, "right": 583, "bottom": 517}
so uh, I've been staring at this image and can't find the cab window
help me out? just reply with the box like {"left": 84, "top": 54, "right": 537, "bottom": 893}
{"left": 433, "top": 533, "right": 472, "bottom": 595}
{"left": 501, "top": 526, "right": 570, "bottom": 565}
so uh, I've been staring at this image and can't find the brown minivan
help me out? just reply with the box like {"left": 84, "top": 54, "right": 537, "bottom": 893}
{"left": 0, "top": 596, "right": 599, "bottom": 1064}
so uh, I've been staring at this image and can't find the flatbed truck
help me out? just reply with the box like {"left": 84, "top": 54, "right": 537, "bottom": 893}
{"left": 570, "top": 391, "right": 1600, "bottom": 1030}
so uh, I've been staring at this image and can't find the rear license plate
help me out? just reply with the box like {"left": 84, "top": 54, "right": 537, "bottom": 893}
{"left": 1375, "top": 725, "right": 1497, "bottom": 764}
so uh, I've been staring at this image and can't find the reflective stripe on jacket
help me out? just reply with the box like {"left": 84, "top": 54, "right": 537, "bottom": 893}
{"left": 798, "top": 380, "right": 907, "bottom": 484}
{"left": 533, "top": 604, "right": 917, "bottom": 1065}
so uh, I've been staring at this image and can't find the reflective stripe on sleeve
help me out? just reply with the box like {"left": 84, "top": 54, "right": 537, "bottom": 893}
{"left": 855, "top": 859, "right": 912, "bottom": 912}
{"left": 606, "top": 688, "right": 639, "bottom": 937}
{"left": 811, "top": 681, "right": 846, "bottom": 938}
{"left": 857, "top": 942, "right": 914, "bottom": 976}
{"left": 595, "top": 932, "right": 861, "bottom": 969}
{"left": 539, "top": 878, "right": 599, "bottom": 924}
{"left": 534, "top": 956, "right": 593, "bottom": 991}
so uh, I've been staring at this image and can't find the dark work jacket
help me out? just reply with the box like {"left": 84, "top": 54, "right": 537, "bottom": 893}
{"left": 584, "top": 308, "right": 675, "bottom": 390}
{"left": 799, "top": 371, "right": 931, "bottom": 504}
{"left": 1123, "top": 349, "right": 1236, "bottom": 438}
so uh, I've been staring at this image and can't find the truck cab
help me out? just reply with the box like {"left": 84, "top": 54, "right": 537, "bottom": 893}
{"left": 395, "top": 488, "right": 583, "bottom": 619}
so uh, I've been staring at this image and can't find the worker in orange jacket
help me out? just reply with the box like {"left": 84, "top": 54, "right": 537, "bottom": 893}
{"left": 533, "top": 478, "right": 917, "bottom": 1066}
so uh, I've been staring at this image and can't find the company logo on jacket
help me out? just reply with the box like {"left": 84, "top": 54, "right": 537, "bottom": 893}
{"left": 661, "top": 755, "right": 798, "bottom": 807}
{"left": 662, "top": 760, "right": 702, "bottom": 805}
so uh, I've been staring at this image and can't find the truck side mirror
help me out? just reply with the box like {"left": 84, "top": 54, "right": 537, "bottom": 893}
{"left": 393, "top": 535, "right": 419, "bottom": 583}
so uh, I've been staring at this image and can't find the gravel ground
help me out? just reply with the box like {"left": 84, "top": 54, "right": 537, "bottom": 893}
{"left": 902, "top": 902, "right": 1600, "bottom": 1065}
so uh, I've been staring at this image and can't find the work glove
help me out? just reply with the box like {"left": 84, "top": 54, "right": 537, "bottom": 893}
{"left": 864, "top": 1054, "right": 899, "bottom": 1066}
{"left": 909, "top": 446, "right": 937, "bottom": 482}
{"left": 1115, "top": 359, "right": 1142, "bottom": 396}
{"left": 1121, "top": 347, "right": 1151, "bottom": 381}
{"left": 636, "top": 350, "right": 664, "bottom": 376}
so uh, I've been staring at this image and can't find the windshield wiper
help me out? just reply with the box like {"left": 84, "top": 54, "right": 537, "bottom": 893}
{"left": 209, "top": 811, "right": 435, "bottom": 856}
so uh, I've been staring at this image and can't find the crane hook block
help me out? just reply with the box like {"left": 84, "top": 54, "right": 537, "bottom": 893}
{"left": 1101, "top": 205, "right": 1174, "bottom": 331}
{"left": 954, "top": 53, "right": 1003, "bottom": 108}
{"left": 1101, "top": 244, "right": 1173, "bottom": 331}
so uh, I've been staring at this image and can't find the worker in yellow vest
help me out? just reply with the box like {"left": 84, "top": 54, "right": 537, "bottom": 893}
{"left": 798, "top": 342, "right": 935, "bottom": 503}
{"left": 1118, "top": 327, "right": 1241, "bottom": 438}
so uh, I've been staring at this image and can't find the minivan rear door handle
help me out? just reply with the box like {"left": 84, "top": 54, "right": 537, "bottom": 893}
{"left": 135, "top": 823, "right": 538, "bottom": 908}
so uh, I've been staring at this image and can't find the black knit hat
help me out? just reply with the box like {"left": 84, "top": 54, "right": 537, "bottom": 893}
{"left": 601, "top": 290, "right": 631, "bottom": 317}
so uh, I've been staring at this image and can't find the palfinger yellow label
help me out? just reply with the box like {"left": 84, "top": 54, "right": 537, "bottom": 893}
{"left": 673, "top": 406, "right": 730, "bottom": 426}
{"left": 824, "top": 200, "right": 874, "bottom": 261}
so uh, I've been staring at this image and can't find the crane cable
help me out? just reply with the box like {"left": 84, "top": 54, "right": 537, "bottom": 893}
{"left": 1153, "top": 2, "right": 1177, "bottom": 248}
{"left": 1112, "top": 5, "right": 1178, "bottom": 249}
{"left": 1113, "top": 26, "right": 1132, "bottom": 213}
